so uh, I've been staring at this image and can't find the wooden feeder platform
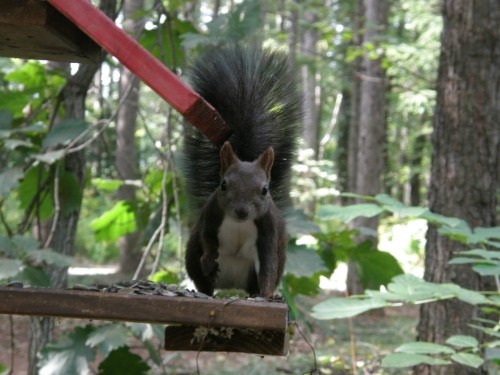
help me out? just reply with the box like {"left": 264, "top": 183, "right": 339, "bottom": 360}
{"left": 0, "top": 285, "right": 289, "bottom": 355}
{"left": 0, "top": 0, "right": 102, "bottom": 63}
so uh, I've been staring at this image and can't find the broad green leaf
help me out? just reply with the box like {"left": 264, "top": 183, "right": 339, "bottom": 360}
{"left": 396, "top": 341, "right": 455, "bottom": 355}
{"left": 375, "top": 194, "right": 428, "bottom": 217}
{"left": 91, "top": 201, "right": 137, "bottom": 242}
{"left": 39, "top": 326, "right": 95, "bottom": 375}
{"left": 352, "top": 248, "right": 404, "bottom": 289}
{"left": 32, "top": 150, "right": 66, "bottom": 164}
{"left": 4, "top": 139, "right": 35, "bottom": 150}
{"left": 92, "top": 178, "right": 124, "bottom": 192}
{"left": 286, "top": 209, "right": 320, "bottom": 235}
{"left": 382, "top": 353, "right": 450, "bottom": 368}
{"left": 18, "top": 166, "right": 54, "bottom": 220}
{"left": 317, "top": 204, "right": 384, "bottom": 223}
{"left": 438, "top": 283, "right": 489, "bottom": 305}
{"left": 0, "top": 258, "right": 23, "bottom": 279}
{"left": 311, "top": 297, "right": 389, "bottom": 320}
{"left": 421, "top": 211, "right": 464, "bottom": 228}
{"left": 86, "top": 324, "right": 129, "bottom": 357}
{"left": 472, "top": 264, "right": 500, "bottom": 276}
{"left": 446, "top": 335, "right": 479, "bottom": 348}
{"left": 98, "top": 346, "right": 150, "bottom": 375}
{"left": 19, "top": 265, "right": 50, "bottom": 287}
{"left": 59, "top": 170, "right": 83, "bottom": 214}
{"left": 0, "top": 109, "right": 13, "bottom": 130}
{"left": 386, "top": 274, "right": 437, "bottom": 302}
{"left": 25, "top": 249, "right": 73, "bottom": 267}
{"left": 42, "top": 119, "right": 87, "bottom": 150}
{"left": 458, "top": 249, "right": 500, "bottom": 260}
{"left": 451, "top": 353, "right": 483, "bottom": 368}
{"left": 0, "top": 168, "right": 24, "bottom": 198}
{"left": 285, "top": 245, "right": 327, "bottom": 277}
{"left": 473, "top": 227, "right": 500, "bottom": 241}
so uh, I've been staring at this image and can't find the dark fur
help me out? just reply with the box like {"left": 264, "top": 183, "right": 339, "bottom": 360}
{"left": 184, "top": 44, "right": 301, "bottom": 297}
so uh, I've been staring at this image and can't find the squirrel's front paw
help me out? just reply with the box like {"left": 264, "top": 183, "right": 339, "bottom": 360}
{"left": 200, "top": 254, "right": 218, "bottom": 277}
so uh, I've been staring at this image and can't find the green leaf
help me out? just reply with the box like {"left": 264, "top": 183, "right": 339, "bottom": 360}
{"left": 4, "top": 139, "right": 35, "bottom": 150}
{"left": 39, "top": 326, "right": 95, "bottom": 375}
{"left": 352, "top": 247, "right": 404, "bottom": 289}
{"left": 286, "top": 209, "right": 320, "bottom": 235}
{"left": 317, "top": 204, "right": 384, "bottom": 223}
{"left": 18, "top": 166, "right": 54, "bottom": 220}
{"left": 311, "top": 297, "right": 389, "bottom": 320}
{"left": 375, "top": 194, "right": 428, "bottom": 217}
{"left": 285, "top": 244, "right": 327, "bottom": 277}
{"left": 421, "top": 211, "right": 464, "bottom": 228}
{"left": 92, "top": 178, "right": 124, "bottom": 192}
{"left": 386, "top": 274, "right": 437, "bottom": 302}
{"left": 59, "top": 170, "right": 83, "bottom": 215}
{"left": 396, "top": 341, "right": 455, "bottom": 355}
{"left": 32, "top": 150, "right": 66, "bottom": 164}
{"left": 42, "top": 119, "right": 87, "bottom": 150}
{"left": 446, "top": 335, "right": 479, "bottom": 348}
{"left": 382, "top": 353, "right": 450, "bottom": 368}
{"left": 86, "top": 324, "right": 129, "bottom": 357}
{"left": 0, "top": 168, "right": 24, "bottom": 198}
{"left": 0, "top": 109, "right": 13, "bottom": 130}
{"left": 451, "top": 353, "right": 483, "bottom": 368}
{"left": 438, "top": 283, "right": 489, "bottom": 305}
{"left": 98, "top": 347, "right": 150, "bottom": 375}
{"left": 19, "top": 265, "right": 50, "bottom": 287}
{"left": 25, "top": 249, "right": 73, "bottom": 267}
{"left": 0, "top": 258, "right": 23, "bottom": 280}
{"left": 91, "top": 201, "right": 137, "bottom": 242}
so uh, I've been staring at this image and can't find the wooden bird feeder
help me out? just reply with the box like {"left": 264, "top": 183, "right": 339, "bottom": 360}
{"left": 0, "top": 0, "right": 284, "bottom": 356}
{"left": 0, "top": 286, "right": 289, "bottom": 355}
{"left": 0, "top": 0, "right": 102, "bottom": 63}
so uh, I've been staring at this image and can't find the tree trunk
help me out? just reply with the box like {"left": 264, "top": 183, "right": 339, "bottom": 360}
{"left": 301, "top": 7, "right": 320, "bottom": 156}
{"left": 27, "top": 2, "right": 117, "bottom": 373}
{"left": 28, "top": 63, "right": 106, "bottom": 375}
{"left": 416, "top": 2, "right": 500, "bottom": 374}
{"left": 116, "top": 0, "right": 145, "bottom": 275}
{"left": 347, "top": 0, "right": 389, "bottom": 295}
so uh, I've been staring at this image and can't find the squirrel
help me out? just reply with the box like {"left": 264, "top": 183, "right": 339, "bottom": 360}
{"left": 183, "top": 44, "right": 302, "bottom": 298}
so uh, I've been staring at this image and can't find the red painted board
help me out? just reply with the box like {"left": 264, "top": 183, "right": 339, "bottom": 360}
{"left": 46, "top": 0, "right": 231, "bottom": 145}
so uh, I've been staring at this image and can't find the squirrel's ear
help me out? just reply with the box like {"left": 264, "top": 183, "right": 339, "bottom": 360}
{"left": 257, "top": 147, "right": 274, "bottom": 179}
{"left": 220, "top": 142, "right": 238, "bottom": 175}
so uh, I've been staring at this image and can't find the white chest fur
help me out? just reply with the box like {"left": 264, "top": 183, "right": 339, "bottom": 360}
{"left": 215, "top": 216, "right": 259, "bottom": 289}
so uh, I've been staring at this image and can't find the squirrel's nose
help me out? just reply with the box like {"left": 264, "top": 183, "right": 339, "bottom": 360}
{"left": 234, "top": 207, "right": 249, "bottom": 220}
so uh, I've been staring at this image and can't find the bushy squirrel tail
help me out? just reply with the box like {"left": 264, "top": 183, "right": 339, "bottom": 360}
{"left": 183, "top": 43, "right": 302, "bottom": 210}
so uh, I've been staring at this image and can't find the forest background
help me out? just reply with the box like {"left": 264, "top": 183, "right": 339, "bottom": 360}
{"left": 0, "top": 0, "right": 499, "bottom": 374}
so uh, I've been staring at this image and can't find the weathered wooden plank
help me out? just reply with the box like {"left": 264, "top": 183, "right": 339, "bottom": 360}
{"left": 0, "top": 0, "right": 101, "bottom": 63}
{"left": 0, "top": 287, "right": 288, "bottom": 331}
{"left": 164, "top": 325, "right": 288, "bottom": 356}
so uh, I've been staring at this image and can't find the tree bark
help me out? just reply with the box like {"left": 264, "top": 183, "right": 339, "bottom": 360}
{"left": 347, "top": 0, "right": 388, "bottom": 295}
{"left": 300, "top": 6, "right": 321, "bottom": 156}
{"left": 416, "top": 2, "right": 500, "bottom": 374}
{"left": 27, "top": 2, "right": 117, "bottom": 373}
{"left": 116, "top": 0, "right": 145, "bottom": 275}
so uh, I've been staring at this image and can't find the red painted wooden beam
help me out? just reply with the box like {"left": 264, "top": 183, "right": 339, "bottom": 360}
{"left": 47, "top": 0, "right": 231, "bottom": 145}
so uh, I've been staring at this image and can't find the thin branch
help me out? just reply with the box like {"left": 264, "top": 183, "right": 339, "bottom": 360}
{"left": 150, "top": 161, "right": 169, "bottom": 276}
{"left": 318, "top": 92, "right": 343, "bottom": 159}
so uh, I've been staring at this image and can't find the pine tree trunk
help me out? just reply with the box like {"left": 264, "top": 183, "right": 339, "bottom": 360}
{"left": 347, "top": 0, "right": 388, "bottom": 295}
{"left": 116, "top": 0, "right": 145, "bottom": 275}
{"left": 416, "top": 2, "right": 500, "bottom": 374}
{"left": 301, "top": 7, "right": 320, "bottom": 156}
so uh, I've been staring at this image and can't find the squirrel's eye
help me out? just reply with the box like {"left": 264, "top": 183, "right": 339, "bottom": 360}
{"left": 220, "top": 179, "right": 227, "bottom": 191}
{"left": 261, "top": 185, "right": 269, "bottom": 196}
